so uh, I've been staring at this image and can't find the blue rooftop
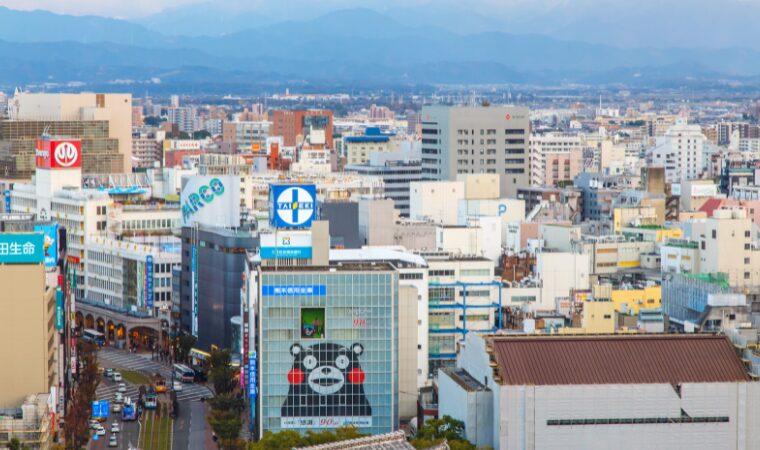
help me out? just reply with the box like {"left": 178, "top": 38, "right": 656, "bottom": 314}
{"left": 345, "top": 127, "right": 395, "bottom": 143}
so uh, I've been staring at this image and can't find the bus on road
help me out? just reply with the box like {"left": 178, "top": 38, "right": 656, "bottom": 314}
{"left": 143, "top": 389, "right": 158, "bottom": 409}
{"left": 82, "top": 329, "right": 105, "bottom": 346}
{"left": 173, "top": 364, "right": 195, "bottom": 383}
{"left": 121, "top": 400, "right": 137, "bottom": 421}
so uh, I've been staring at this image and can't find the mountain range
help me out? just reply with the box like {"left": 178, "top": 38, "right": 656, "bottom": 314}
{"left": 2, "top": 4, "right": 760, "bottom": 92}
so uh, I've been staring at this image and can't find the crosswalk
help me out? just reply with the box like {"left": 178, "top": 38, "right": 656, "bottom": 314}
{"left": 96, "top": 348, "right": 214, "bottom": 403}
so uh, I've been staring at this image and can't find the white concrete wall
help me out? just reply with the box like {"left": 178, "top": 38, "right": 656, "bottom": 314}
{"left": 499, "top": 382, "right": 760, "bottom": 450}
{"left": 536, "top": 252, "right": 589, "bottom": 312}
{"left": 410, "top": 181, "right": 464, "bottom": 225}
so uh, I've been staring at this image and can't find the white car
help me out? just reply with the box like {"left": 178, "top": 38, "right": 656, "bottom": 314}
{"left": 110, "top": 422, "right": 120, "bottom": 433}
{"left": 173, "top": 381, "right": 183, "bottom": 392}
{"left": 109, "top": 436, "right": 118, "bottom": 447}
{"left": 89, "top": 419, "right": 100, "bottom": 429}
{"left": 114, "top": 393, "right": 124, "bottom": 403}
{"left": 117, "top": 383, "right": 126, "bottom": 393}
{"left": 112, "top": 372, "right": 122, "bottom": 382}
{"left": 112, "top": 403, "right": 122, "bottom": 413}
{"left": 95, "top": 425, "right": 106, "bottom": 436}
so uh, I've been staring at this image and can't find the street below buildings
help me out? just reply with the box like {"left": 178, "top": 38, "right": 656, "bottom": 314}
{"left": 88, "top": 347, "right": 215, "bottom": 450}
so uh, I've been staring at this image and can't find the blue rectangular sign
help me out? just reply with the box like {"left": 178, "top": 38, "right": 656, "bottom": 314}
{"left": 92, "top": 400, "right": 110, "bottom": 418}
{"left": 261, "top": 285, "right": 326, "bottom": 296}
{"left": 145, "top": 255, "right": 154, "bottom": 309}
{"left": 260, "top": 247, "right": 312, "bottom": 259}
{"left": 248, "top": 351, "right": 257, "bottom": 399}
{"left": 269, "top": 184, "right": 317, "bottom": 228}
{"left": 34, "top": 223, "right": 59, "bottom": 268}
{"left": 0, "top": 233, "right": 45, "bottom": 264}
{"left": 4, "top": 190, "right": 10, "bottom": 213}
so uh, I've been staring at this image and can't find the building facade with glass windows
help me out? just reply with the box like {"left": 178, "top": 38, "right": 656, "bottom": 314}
{"left": 255, "top": 263, "right": 399, "bottom": 436}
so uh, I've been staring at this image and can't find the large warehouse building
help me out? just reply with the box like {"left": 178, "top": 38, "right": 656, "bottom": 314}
{"left": 438, "top": 333, "right": 760, "bottom": 450}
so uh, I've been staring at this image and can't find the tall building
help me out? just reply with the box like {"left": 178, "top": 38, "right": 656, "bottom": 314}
{"left": 420, "top": 106, "right": 530, "bottom": 197}
{"left": 529, "top": 132, "right": 584, "bottom": 187}
{"left": 345, "top": 152, "right": 422, "bottom": 217}
{"left": 222, "top": 121, "right": 270, "bottom": 151}
{"left": 0, "top": 232, "right": 56, "bottom": 407}
{"left": 647, "top": 119, "right": 706, "bottom": 183}
{"left": 180, "top": 224, "right": 257, "bottom": 351}
{"left": 270, "top": 110, "right": 333, "bottom": 148}
{"left": 2, "top": 92, "right": 133, "bottom": 176}
{"left": 132, "top": 128, "right": 165, "bottom": 169}
{"left": 167, "top": 107, "right": 197, "bottom": 134}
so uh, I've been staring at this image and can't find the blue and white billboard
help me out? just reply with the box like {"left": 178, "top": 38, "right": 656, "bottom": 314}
{"left": 4, "top": 189, "right": 10, "bottom": 213}
{"left": 248, "top": 351, "right": 257, "bottom": 399}
{"left": 181, "top": 175, "right": 241, "bottom": 228}
{"left": 260, "top": 231, "right": 312, "bottom": 259}
{"left": 145, "top": 255, "right": 154, "bottom": 309}
{"left": 262, "top": 285, "right": 326, "bottom": 296}
{"left": 269, "top": 185, "right": 316, "bottom": 228}
{"left": 34, "top": 223, "right": 59, "bottom": 267}
{"left": 0, "top": 233, "right": 45, "bottom": 264}
{"left": 92, "top": 400, "right": 110, "bottom": 418}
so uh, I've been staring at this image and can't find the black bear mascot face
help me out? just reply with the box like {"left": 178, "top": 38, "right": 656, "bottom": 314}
{"left": 281, "top": 342, "right": 372, "bottom": 418}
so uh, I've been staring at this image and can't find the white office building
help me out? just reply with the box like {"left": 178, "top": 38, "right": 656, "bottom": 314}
{"left": 420, "top": 106, "right": 530, "bottom": 198}
{"left": 647, "top": 119, "right": 706, "bottom": 183}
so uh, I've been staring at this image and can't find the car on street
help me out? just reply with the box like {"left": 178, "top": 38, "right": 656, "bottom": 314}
{"left": 89, "top": 419, "right": 100, "bottom": 429}
{"left": 112, "top": 403, "right": 122, "bottom": 413}
{"left": 172, "top": 380, "right": 183, "bottom": 392}
{"left": 114, "top": 393, "right": 124, "bottom": 403}
{"left": 117, "top": 383, "right": 126, "bottom": 393}
{"left": 94, "top": 425, "right": 106, "bottom": 436}
{"left": 104, "top": 368, "right": 114, "bottom": 378}
{"left": 110, "top": 422, "right": 120, "bottom": 433}
{"left": 108, "top": 435, "right": 118, "bottom": 447}
{"left": 112, "top": 372, "right": 122, "bottom": 382}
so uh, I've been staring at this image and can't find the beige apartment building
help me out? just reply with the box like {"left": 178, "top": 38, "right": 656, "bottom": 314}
{"left": 0, "top": 263, "right": 56, "bottom": 407}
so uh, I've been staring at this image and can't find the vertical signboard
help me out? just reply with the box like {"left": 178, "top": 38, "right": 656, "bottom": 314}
{"left": 145, "top": 255, "right": 154, "bottom": 309}
{"left": 4, "top": 189, "right": 10, "bottom": 213}
{"left": 55, "top": 288, "right": 64, "bottom": 331}
{"left": 136, "top": 260, "right": 145, "bottom": 309}
{"left": 191, "top": 245, "right": 198, "bottom": 337}
{"left": 34, "top": 223, "right": 59, "bottom": 268}
{"left": 248, "top": 351, "right": 257, "bottom": 399}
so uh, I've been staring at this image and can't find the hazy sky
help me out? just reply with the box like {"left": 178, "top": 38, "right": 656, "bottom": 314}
{"left": 0, "top": 0, "right": 206, "bottom": 17}
{"left": 0, "top": 0, "right": 549, "bottom": 19}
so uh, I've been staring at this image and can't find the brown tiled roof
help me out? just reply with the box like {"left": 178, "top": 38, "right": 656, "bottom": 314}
{"left": 489, "top": 334, "right": 750, "bottom": 385}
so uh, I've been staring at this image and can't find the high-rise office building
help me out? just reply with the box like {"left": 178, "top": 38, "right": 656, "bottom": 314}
{"left": 2, "top": 92, "right": 133, "bottom": 176}
{"left": 420, "top": 106, "right": 530, "bottom": 198}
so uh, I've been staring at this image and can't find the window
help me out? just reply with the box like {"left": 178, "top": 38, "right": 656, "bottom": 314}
{"left": 745, "top": 272, "right": 750, "bottom": 279}
{"left": 746, "top": 231, "right": 751, "bottom": 238}
{"left": 712, "top": 230, "right": 717, "bottom": 239}
{"left": 400, "top": 272, "right": 423, "bottom": 280}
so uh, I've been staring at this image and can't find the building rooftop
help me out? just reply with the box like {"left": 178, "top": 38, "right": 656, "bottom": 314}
{"left": 682, "top": 272, "right": 730, "bottom": 289}
{"left": 261, "top": 261, "right": 396, "bottom": 273}
{"left": 330, "top": 247, "right": 427, "bottom": 268}
{"left": 293, "top": 431, "right": 419, "bottom": 450}
{"left": 488, "top": 334, "right": 750, "bottom": 385}
{"left": 441, "top": 368, "right": 490, "bottom": 392}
